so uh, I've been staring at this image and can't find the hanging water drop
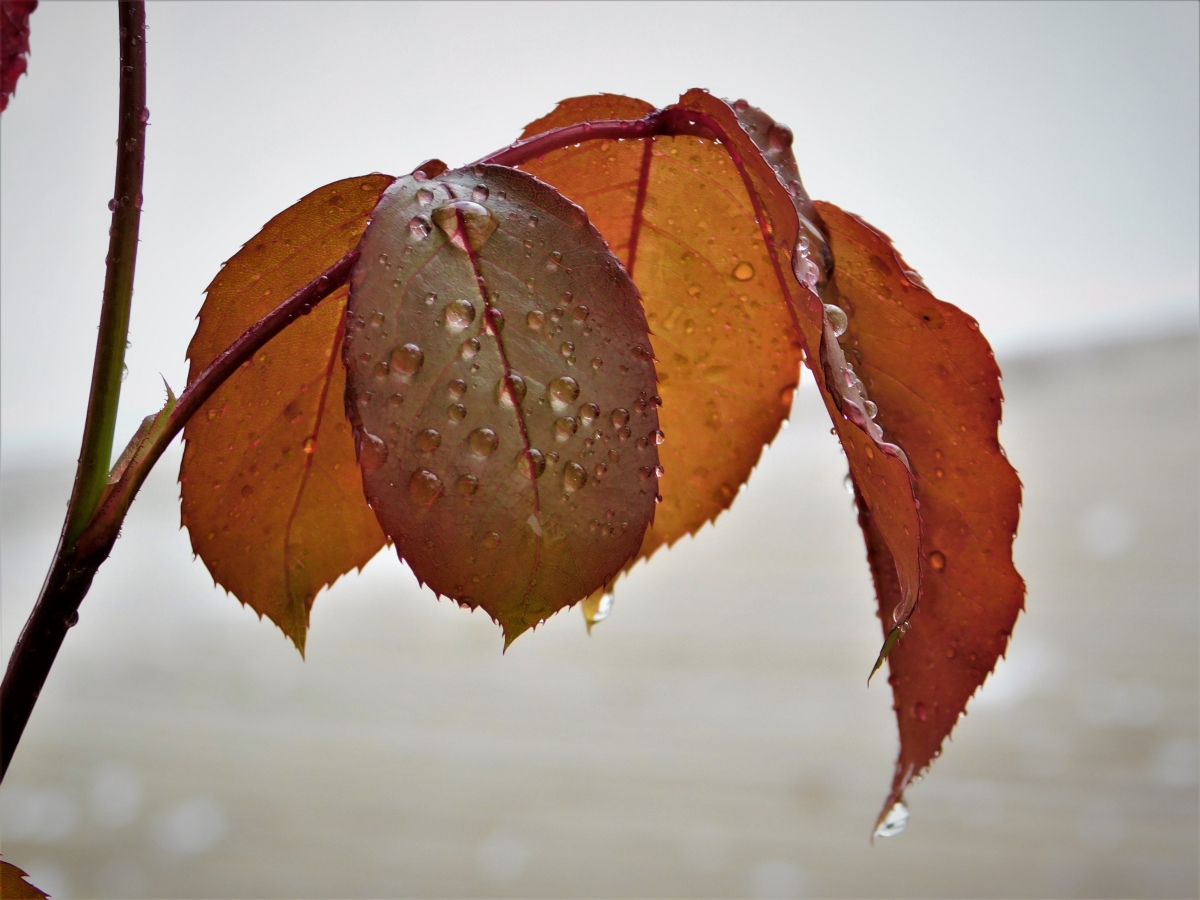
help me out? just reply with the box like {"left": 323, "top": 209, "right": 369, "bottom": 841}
{"left": 874, "top": 800, "right": 909, "bottom": 838}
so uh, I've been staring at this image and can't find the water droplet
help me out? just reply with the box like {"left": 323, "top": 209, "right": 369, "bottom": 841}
{"left": 424, "top": 291, "right": 438, "bottom": 306}
{"left": 652, "top": 429, "right": 666, "bottom": 445}
{"left": 358, "top": 431, "right": 388, "bottom": 471}
{"left": 554, "top": 417, "right": 578, "bottom": 442}
{"left": 550, "top": 307, "right": 564, "bottom": 322}
{"left": 610, "top": 408, "right": 629, "bottom": 427}
{"left": 369, "top": 311, "right": 385, "bottom": 328}
{"left": 843, "top": 474, "right": 855, "bottom": 497}
{"left": 560, "top": 341, "right": 575, "bottom": 357}
{"left": 447, "top": 403, "right": 467, "bottom": 423}
{"left": 461, "top": 337, "right": 480, "bottom": 360}
{"left": 378, "top": 253, "right": 389, "bottom": 266}
{"left": 572, "top": 306, "right": 590, "bottom": 323}
{"left": 527, "top": 310, "right": 546, "bottom": 330}
{"left": 824, "top": 304, "right": 848, "bottom": 337}
{"left": 518, "top": 448, "right": 546, "bottom": 479}
{"left": 121, "top": 363, "right": 129, "bottom": 382}
{"left": 548, "top": 376, "right": 580, "bottom": 410}
{"left": 472, "top": 184, "right": 489, "bottom": 202}
{"left": 415, "top": 428, "right": 441, "bottom": 452}
{"left": 431, "top": 200, "right": 497, "bottom": 251}
{"left": 934, "top": 467, "right": 944, "bottom": 479}
{"left": 108, "top": 198, "right": 119, "bottom": 212}
{"left": 654, "top": 464, "right": 665, "bottom": 477}
{"left": 302, "top": 436, "right": 316, "bottom": 454}
{"left": 594, "top": 463, "right": 608, "bottom": 479}
{"left": 445, "top": 298, "right": 476, "bottom": 331}
{"left": 591, "top": 357, "right": 603, "bottom": 371}
{"left": 929, "top": 551, "right": 946, "bottom": 571}
{"left": 486, "top": 307, "right": 506, "bottom": 334}
{"left": 797, "top": 235, "right": 810, "bottom": 252}
{"left": 416, "top": 188, "right": 434, "bottom": 207}
{"left": 498, "top": 373, "right": 527, "bottom": 407}
{"left": 864, "top": 400, "right": 879, "bottom": 419}
{"left": 409, "top": 216, "right": 432, "bottom": 240}
{"left": 389, "top": 343, "right": 424, "bottom": 377}
{"left": 579, "top": 403, "right": 600, "bottom": 425}
{"left": 874, "top": 800, "right": 909, "bottom": 838}
{"left": 617, "top": 426, "right": 632, "bottom": 440}
{"left": 913, "top": 702, "right": 928, "bottom": 722}
{"left": 794, "top": 253, "right": 818, "bottom": 287}
{"left": 482, "top": 532, "right": 500, "bottom": 549}
{"left": 457, "top": 474, "right": 479, "bottom": 496}
{"left": 732, "top": 261, "right": 755, "bottom": 281}
{"left": 563, "top": 461, "right": 587, "bottom": 493}
{"left": 408, "top": 468, "right": 443, "bottom": 505}
{"left": 284, "top": 400, "right": 304, "bottom": 423}
{"left": 469, "top": 427, "right": 498, "bottom": 457}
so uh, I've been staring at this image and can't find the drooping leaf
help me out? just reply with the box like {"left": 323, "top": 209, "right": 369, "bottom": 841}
{"left": 815, "top": 201, "right": 1024, "bottom": 831}
{"left": 180, "top": 174, "right": 395, "bottom": 652}
{"left": 517, "top": 93, "right": 807, "bottom": 566}
{"left": 0, "top": 859, "right": 48, "bottom": 900}
{"left": 0, "top": 0, "right": 36, "bottom": 113}
{"left": 344, "top": 165, "right": 660, "bottom": 644}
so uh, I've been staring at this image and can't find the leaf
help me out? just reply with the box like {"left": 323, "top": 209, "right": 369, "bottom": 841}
{"left": 344, "top": 164, "right": 660, "bottom": 644}
{"left": 180, "top": 174, "right": 395, "bottom": 652}
{"left": 516, "top": 93, "right": 807, "bottom": 565}
{"left": 0, "top": 0, "right": 36, "bottom": 113}
{"left": 814, "top": 202, "right": 1024, "bottom": 830}
{"left": 1, "top": 859, "right": 48, "bottom": 900}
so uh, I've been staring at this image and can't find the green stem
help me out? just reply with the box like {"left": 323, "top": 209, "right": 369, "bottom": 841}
{"left": 65, "top": 0, "right": 146, "bottom": 545}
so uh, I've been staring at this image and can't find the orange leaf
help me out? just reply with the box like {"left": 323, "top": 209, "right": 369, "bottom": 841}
{"left": 1, "top": 859, "right": 48, "bottom": 900}
{"left": 180, "top": 174, "right": 394, "bottom": 652}
{"left": 816, "top": 201, "right": 1025, "bottom": 832}
{"left": 345, "top": 165, "right": 660, "bottom": 644}
{"left": 517, "top": 93, "right": 806, "bottom": 565}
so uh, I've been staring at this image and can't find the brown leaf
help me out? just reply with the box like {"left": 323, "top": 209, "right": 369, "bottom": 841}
{"left": 345, "top": 165, "right": 660, "bottom": 644}
{"left": 517, "top": 93, "right": 806, "bottom": 563}
{"left": 1, "top": 859, "right": 48, "bottom": 900}
{"left": 816, "top": 201, "right": 1025, "bottom": 832}
{"left": 180, "top": 174, "right": 394, "bottom": 652}
{"left": 0, "top": 0, "right": 36, "bottom": 113}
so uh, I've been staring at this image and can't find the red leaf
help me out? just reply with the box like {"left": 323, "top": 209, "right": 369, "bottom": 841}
{"left": 345, "top": 164, "right": 660, "bottom": 644}
{"left": 0, "top": 0, "right": 36, "bottom": 113}
{"left": 815, "top": 202, "right": 1025, "bottom": 832}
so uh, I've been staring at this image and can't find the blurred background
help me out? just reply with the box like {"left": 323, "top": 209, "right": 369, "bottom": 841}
{"left": 1, "top": 2, "right": 1196, "bottom": 897}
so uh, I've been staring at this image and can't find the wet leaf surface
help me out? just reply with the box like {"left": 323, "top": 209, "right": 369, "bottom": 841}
{"left": 816, "top": 202, "right": 1024, "bottom": 830}
{"left": 180, "top": 175, "right": 394, "bottom": 652}
{"left": 345, "top": 165, "right": 659, "bottom": 643}
{"left": 518, "top": 93, "right": 806, "bottom": 563}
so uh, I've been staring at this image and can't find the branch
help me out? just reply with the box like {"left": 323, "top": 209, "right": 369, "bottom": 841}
{"left": 0, "top": 240, "right": 356, "bottom": 781}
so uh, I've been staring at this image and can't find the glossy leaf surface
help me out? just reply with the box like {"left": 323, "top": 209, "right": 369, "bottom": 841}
{"left": 816, "top": 201, "right": 1024, "bottom": 827}
{"left": 345, "top": 165, "right": 659, "bottom": 643}
{"left": 181, "top": 175, "right": 394, "bottom": 651}
{"left": 518, "top": 93, "right": 806, "bottom": 562}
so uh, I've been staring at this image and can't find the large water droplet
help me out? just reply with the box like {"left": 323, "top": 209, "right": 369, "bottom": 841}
{"left": 527, "top": 309, "right": 546, "bottom": 330}
{"left": 563, "top": 461, "right": 587, "bottom": 493}
{"left": 498, "top": 373, "right": 527, "bottom": 407}
{"left": 415, "top": 428, "right": 441, "bottom": 452}
{"left": 548, "top": 376, "right": 580, "bottom": 410}
{"left": 874, "top": 800, "right": 909, "bottom": 838}
{"left": 431, "top": 200, "right": 497, "bottom": 251}
{"left": 469, "top": 427, "right": 498, "bottom": 457}
{"left": 518, "top": 448, "right": 546, "bottom": 479}
{"left": 652, "top": 429, "right": 666, "bottom": 445}
{"left": 445, "top": 299, "right": 476, "bottom": 331}
{"left": 408, "top": 468, "right": 443, "bottom": 505}
{"left": 864, "top": 400, "right": 879, "bottom": 419}
{"left": 824, "top": 304, "right": 848, "bottom": 337}
{"left": 358, "top": 431, "right": 388, "bottom": 471}
{"left": 732, "top": 261, "right": 755, "bottom": 281}
{"left": 390, "top": 343, "right": 424, "bottom": 377}
{"left": 554, "top": 417, "right": 578, "bottom": 442}
{"left": 409, "top": 216, "right": 432, "bottom": 240}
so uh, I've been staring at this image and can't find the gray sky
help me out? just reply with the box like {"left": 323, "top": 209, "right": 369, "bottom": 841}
{"left": 2, "top": 0, "right": 1197, "bottom": 465}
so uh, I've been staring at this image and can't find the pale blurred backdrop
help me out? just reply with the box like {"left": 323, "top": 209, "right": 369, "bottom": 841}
{"left": 1, "top": 3, "right": 1196, "bottom": 898}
